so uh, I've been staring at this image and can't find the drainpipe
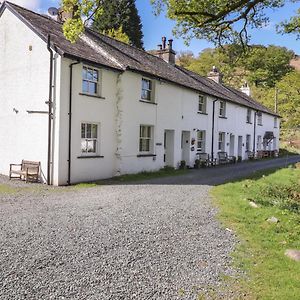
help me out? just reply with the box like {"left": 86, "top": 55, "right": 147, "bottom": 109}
{"left": 253, "top": 111, "right": 257, "bottom": 154}
{"left": 68, "top": 60, "right": 80, "bottom": 185}
{"left": 211, "top": 99, "right": 218, "bottom": 160}
{"left": 46, "top": 35, "right": 53, "bottom": 185}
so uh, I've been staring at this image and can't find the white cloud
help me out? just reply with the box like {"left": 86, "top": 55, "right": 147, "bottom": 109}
{"left": 8, "top": 0, "right": 40, "bottom": 10}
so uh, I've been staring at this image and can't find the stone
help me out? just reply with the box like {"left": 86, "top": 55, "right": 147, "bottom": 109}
{"left": 249, "top": 201, "right": 259, "bottom": 208}
{"left": 285, "top": 249, "right": 300, "bottom": 262}
{"left": 267, "top": 216, "right": 279, "bottom": 223}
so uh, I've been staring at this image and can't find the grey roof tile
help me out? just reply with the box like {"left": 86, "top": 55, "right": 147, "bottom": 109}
{"left": 2, "top": 1, "right": 278, "bottom": 117}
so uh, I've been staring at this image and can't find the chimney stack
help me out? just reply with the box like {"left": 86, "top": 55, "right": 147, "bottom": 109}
{"left": 151, "top": 37, "right": 176, "bottom": 64}
{"left": 240, "top": 82, "right": 251, "bottom": 96}
{"left": 207, "top": 66, "right": 223, "bottom": 84}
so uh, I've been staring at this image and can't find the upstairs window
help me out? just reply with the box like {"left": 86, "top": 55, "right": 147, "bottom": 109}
{"left": 81, "top": 123, "right": 98, "bottom": 154}
{"left": 274, "top": 117, "right": 278, "bottom": 128}
{"left": 197, "top": 130, "right": 206, "bottom": 152}
{"left": 246, "top": 109, "right": 252, "bottom": 123}
{"left": 198, "top": 95, "right": 207, "bottom": 113}
{"left": 141, "top": 78, "right": 154, "bottom": 102}
{"left": 218, "top": 132, "right": 225, "bottom": 151}
{"left": 219, "top": 101, "right": 226, "bottom": 117}
{"left": 82, "top": 66, "right": 99, "bottom": 95}
{"left": 139, "top": 125, "right": 153, "bottom": 152}
{"left": 257, "top": 112, "right": 263, "bottom": 125}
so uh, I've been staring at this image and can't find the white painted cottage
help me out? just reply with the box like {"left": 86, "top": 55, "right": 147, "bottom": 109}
{"left": 0, "top": 1, "right": 280, "bottom": 185}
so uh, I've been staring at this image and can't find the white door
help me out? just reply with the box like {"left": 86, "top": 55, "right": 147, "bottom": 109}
{"left": 164, "top": 130, "right": 175, "bottom": 167}
{"left": 238, "top": 136, "right": 243, "bottom": 157}
{"left": 229, "top": 135, "right": 235, "bottom": 156}
{"left": 181, "top": 131, "right": 191, "bottom": 166}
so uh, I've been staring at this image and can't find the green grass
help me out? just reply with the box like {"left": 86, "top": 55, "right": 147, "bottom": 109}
{"left": 211, "top": 166, "right": 300, "bottom": 299}
{"left": 0, "top": 184, "right": 19, "bottom": 194}
{"left": 74, "top": 167, "right": 188, "bottom": 188}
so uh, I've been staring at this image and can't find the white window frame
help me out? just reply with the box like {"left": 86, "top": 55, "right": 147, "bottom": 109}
{"left": 246, "top": 134, "right": 251, "bottom": 151}
{"left": 219, "top": 101, "right": 226, "bottom": 117}
{"left": 82, "top": 66, "right": 100, "bottom": 96}
{"left": 218, "top": 132, "right": 225, "bottom": 151}
{"left": 139, "top": 125, "right": 153, "bottom": 153}
{"left": 198, "top": 95, "right": 207, "bottom": 114}
{"left": 141, "top": 78, "right": 154, "bottom": 102}
{"left": 257, "top": 135, "right": 262, "bottom": 151}
{"left": 246, "top": 109, "right": 252, "bottom": 123}
{"left": 197, "top": 130, "right": 206, "bottom": 152}
{"left": 257, "top": 112, "right": 263, "bottom": 125}
{"left": 81, "top": 122, "right": 99, "bottom": 155}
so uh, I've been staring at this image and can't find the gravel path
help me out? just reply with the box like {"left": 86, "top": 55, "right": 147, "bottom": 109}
{"left": 0, "top": 184, "right": 237, "bottom": 300}
{"left": 1, "top": 156, "right": 299, "bottom": 300}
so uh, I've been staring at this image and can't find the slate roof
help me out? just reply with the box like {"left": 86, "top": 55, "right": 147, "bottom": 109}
{"left": 1, "top": 1, "right": 278, "bottom": 117}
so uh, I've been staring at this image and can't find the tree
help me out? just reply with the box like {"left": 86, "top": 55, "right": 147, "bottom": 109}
{"left": 177, "top": 45, "right": 294, "bottom": 88}
{"left": 150, "top": 0, "right": 300, "bottom": 47}
{"left": 92, "top": 0, "right": 143, "bottom": 48}
{"left": 61, "top": 0, "right": 143, "bottom": 46}
{"left": 103, "top": 26, "right": 130, "bottom": 44}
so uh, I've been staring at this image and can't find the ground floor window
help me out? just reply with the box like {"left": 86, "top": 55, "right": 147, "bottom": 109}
{"left": 81, "top": 123, "right": 98, "bottom": 154}
{"left": 257, "top": 135, "right": 262, "bottom": 150}
{"left": 218, "top": 132, "right": 225, "bottom": 151}
{"left": 197, "top": 130, "right": 206, "bottom": 152}
{"left": 246, "top": 134, "right": 251, "bottom": 151}
{"left": 139, "top": 125, "right": 153, "bottom": 152}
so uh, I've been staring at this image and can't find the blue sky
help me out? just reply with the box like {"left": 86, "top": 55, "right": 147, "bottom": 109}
{"left": 13, "top": 0, "right": 300, "bottom": 55}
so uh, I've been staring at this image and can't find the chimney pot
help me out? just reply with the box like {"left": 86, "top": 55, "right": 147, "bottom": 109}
{"left": 162, "top": 37, "right": 167, "bottom": 49}
{"left": 168, "top": 39, "right": 173, "bottom": 50}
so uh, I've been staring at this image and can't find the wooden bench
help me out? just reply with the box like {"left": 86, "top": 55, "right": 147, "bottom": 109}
{"left": 246, "top": 151, "right": 255, "bottom": 160}
{"left": 9, "top": 160, "right": 41, "bottom": 183}
{"left": 217, "top": 151, "right": 229, "bottom": 164}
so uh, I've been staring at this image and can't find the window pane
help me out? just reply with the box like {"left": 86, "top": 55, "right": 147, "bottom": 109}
{"left": 86, "top": 124, "right": 91, "bottom": 138}
{"left": 81, "top": 124, "right": 86, "bottom": 138}
{"left": 87, "top": 140, "right": 96, "bottom": 153}
{"left": 93, "top": 70, "right": 98, "bottom": 81}
{"left": 91, "top": 124, "right": 97, "bottom": 138}
{"left": 147, "top": 126, "right": 151, "bottom": 138}
{"left": 81, "top": 139, "right": 87, "bottom": 153}
{"left": 87, "top": 68, "right": 93, "bottom": 81}
{"left": 87, "top": 82, "right": 97, "bottom": 94}
{"left": 82, "top": 80, "right": 89, "bottom": 94}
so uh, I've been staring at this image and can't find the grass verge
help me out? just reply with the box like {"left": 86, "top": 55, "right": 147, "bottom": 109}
{"left": 0, "top": 184, "right": 19, "bottom": 194}
{"left": 211, "top": 166, "right": 300, "bottom": 299}
{"left": 74, "top": 167, "right": 188, "bottom": 188}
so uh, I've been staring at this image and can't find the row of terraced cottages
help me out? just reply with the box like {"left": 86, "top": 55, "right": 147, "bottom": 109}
{"left": 0, "top": 1, "right": 280, "bottom": 185}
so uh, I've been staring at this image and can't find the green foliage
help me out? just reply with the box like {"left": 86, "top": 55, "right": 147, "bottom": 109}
{"left": 61, "top": 0, "right": 104, "bottom": 43}
{"left": 61, "top": 0, "right": 143, "bottom": 47}
{"left": 212, "top": 167, "right": 300, "bottom": 299}
{"left": 92, "top": 0, "right": 144, "bottom": 48}
{"left": 103, "top": 26, "right": 130, "bottom": 44}
{"left": 177, "top": 45, "right": 294, "bottom": 88}
{"left": 151, "top": 0, "right": 300, "bottom": 46}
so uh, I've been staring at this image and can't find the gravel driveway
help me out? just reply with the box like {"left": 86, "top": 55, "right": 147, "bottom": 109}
{"left": 1, "top": 156, "right": 299, "bottom": 300}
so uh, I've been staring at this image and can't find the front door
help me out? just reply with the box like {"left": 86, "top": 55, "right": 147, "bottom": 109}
{"left": 229, "top": 134, "right": 235, "bottom": 156}
{"left": 181, "top": 131, "right": 191, "bottom": 166}
{"left": 238, "top": 136, "right": 243, "bottom": 157}
{"left": 164, "top": 130, "right": 175, "bottom": 167}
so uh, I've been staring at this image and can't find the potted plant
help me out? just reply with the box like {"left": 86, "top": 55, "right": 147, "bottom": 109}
{"left": 179, "top": 160, "right": 186, "bottom": 169}
{"left": 194, "top": 159, "right": 201, "bottom": 169}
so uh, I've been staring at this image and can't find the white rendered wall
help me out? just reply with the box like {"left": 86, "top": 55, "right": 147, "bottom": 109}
{"left": 56, "top": 59, "right": 119, "bottom": 185}
{"left": 0, "top": 8, "right": 50, "bottom": 181}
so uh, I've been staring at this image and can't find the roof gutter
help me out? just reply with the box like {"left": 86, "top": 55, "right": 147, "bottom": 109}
{"left": 68, "top": 60, "right": 81, "bottom": 185}
{"left": 46, "top": 35, "right": 53, "bottom": 185}
{"left": 211, "top": 99, "right": 218, "bottom": 160}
